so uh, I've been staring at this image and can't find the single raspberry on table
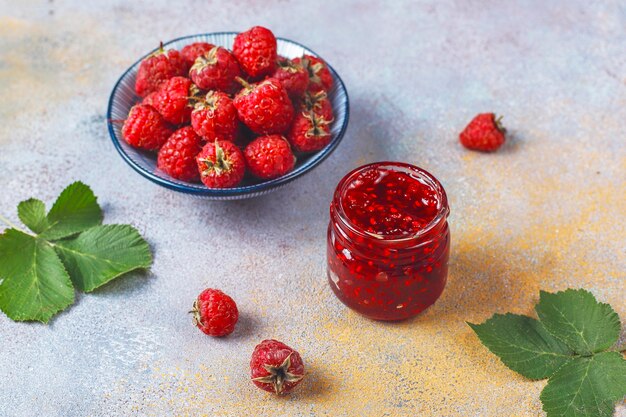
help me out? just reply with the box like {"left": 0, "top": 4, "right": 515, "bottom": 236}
{"left": 271, "top": 56, "right": 309, "bottom": 98}
{"left": 459, "top": 113, "right": 506, "bottom": 152}
{"left": 294, "top": 55, "right": 333, "bottom": 93}
{"left": 287, "top": 111, "right": 332, "bottom": 153}
{"left": 157, "top": 126, "right": 203, "bottom": 182}
{"left": 150, "top": 76, "right": 200, "bottom": 125}
{"left": 135, "top": 43, "right": 189, "bottom": 97}
{"left": 122, "top": 104, "right": 174, "bottom": 151}
{"left": 189, "top": 46, "right": 242, "bottom": 93}
{"left": 298, "top": 90, "right": 334, "bottom": 122}
{"left": 244, "top": 135, "right": 296, "bottom": 180}
{"left": 181, "top": 42, "right": 215, "bottom": 67}
{"left": 191, "top": 91, "right": 239, "bottom": 142}
{"left": 233, "top": 77, "right": 294, "bottom": 135}
{"left": 196, "top": 140, "right": 246, "bottom": 188}
{"left": 250, "top": 339, "right": 305, "bottom": 395}
{"left": 190, "top": 288, "right": 239, "bottom": 337}
{"left": 232, "top": 26, "right": 277, "bottom": 79}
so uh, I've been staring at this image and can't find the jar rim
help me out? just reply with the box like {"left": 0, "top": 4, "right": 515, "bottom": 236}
{"left": 332, "top": 161, "right": 450, "bottom": 243}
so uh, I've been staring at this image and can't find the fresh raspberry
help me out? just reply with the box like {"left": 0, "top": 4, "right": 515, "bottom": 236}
{"left": 122, "top": 104, "right": 174, "bottom": 151}
{"left": 250, "top": 339, "right": 305, "bottom": 395}
{"left": 181, "top": 42, "right": 215, "bottom": 67}
{"left": 233, "top": 26, "right": 277, "bottom": 79}
{"left": 271, "top": 56, "right": 309, "bottom": 98}
{"left": 135, "top": 44, "right": 188, "bottom": 97}
{"left": 233, "top": 77, "right": 294, "bottom": 135}
{"left": 189, "top": 46, "right": 241, "bottom": 93}
{"left": 459, "top": 113, "right": 506, "bottom": 152}
{"left": 196, "top": 140, "right": 246, "bottom": 188}
{"left": 294, "top": 55, "right": 333, "bottom": 93}
{"left": 157, "top": 126, "right": 203, "bottom": 182}
{"left": 299, "top": 90, "right": 333, "bottom": 122}
{"left": 287, "top": 111, "right": 332, "bottom": 153}
{"left": 191, "top": 288, "right": 239, "bottom": 337}
{"left": 150, "top": 76, "right": 200, "bottom": 125}
{"left": 244, "top": 135, "right": 296, "bottom": 180}
{"left": 191, "top": 91, "right": 238, "bottom": 141}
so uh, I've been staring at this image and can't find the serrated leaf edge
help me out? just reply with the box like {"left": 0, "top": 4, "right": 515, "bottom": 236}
{"left": 467, "top": 314, "right": 575, "bottom": 381}
{"left": 39, "top": 181, "right": 103, "bottom": 241}
{"left": 53, "top": 224, "right": 153, "bottom": 293}
{"left": 0, "top": 232, "right": 75, "bottom": 323}
{"left": 536, "top": 289, "right": 621, "bottom": 354}
{"left": 539, "top": 352, "right": 626, "bottom": 417}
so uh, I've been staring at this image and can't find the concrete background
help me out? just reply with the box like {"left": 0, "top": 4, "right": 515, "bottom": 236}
{"left": 0, "top": 0, "right": 624, "bottom": 416}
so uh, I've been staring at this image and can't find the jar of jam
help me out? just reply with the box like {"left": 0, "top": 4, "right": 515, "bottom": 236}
{"left": 327, "top": 162, "right": 450, "bottom": 321}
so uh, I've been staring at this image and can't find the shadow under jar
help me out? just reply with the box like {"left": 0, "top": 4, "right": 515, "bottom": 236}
{"left": 327, "top": 162, "right": 450, "bottom": 321}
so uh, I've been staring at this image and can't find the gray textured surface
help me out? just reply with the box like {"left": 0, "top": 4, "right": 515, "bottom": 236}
{"left": 0, "top": 1, "right": 625, "bottom": 416}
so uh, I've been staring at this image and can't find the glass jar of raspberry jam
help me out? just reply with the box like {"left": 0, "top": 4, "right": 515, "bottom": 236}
{"left": 327, "top": 162, "right": 450, "bottom": 321}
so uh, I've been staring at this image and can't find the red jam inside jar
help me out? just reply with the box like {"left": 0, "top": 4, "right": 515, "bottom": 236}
{"left": 327, "top": 162, "right": 450, "bottom": 320}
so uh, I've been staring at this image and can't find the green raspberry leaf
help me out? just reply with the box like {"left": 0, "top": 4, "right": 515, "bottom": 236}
{"left": 38, "top": 181, "right": 103, "bottom": 240}
{"left": 535, "top": 289, "right": 621, "bottom": 355}
{"left": 54, "top": 224, "right": 152, "bottom": 292}
{"left": 540, "top": 351, "right": 626, "bottom": 417}
{"left": 468, "top": 313, "right": 574, "bottom": 379}
{"left": 17, "top": 198, "right": 49, "bottom": 234}
{"left": 0, "top": 229, "right": 74, "bottom": 323}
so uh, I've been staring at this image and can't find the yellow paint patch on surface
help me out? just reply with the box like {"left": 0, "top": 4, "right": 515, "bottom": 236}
{"left": 109, "top": 168, "right": 624, "bottom": 416}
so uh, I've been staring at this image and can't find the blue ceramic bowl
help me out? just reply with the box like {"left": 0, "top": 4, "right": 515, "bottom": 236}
{"left": 107, "top": 32, "right": 349, "bottom": 200}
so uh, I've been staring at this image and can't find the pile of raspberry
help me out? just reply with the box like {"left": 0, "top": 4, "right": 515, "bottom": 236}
{"left": 121, "top": 26, "right": 335, "bottom": 188}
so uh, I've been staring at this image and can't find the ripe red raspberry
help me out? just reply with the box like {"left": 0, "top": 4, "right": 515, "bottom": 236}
{"left": 196, "top": 140, "right": 246, "bottom": 188}
{"left": 191, "top": 91, "right": 238, "bottom": 141}
{"left": 294, "top": 55, "right": 333, "bottom": 93}
{"left": 244, "top": 135, "right": 296, "bottom": 180}
{"left": 157, "top": 126, "right": 203, "bottom": 182}
{"left": 150, "top": 76, "right": 200, "bottom": 125}
{"left": 233, "top": 78, "right": 294, "bottom": 135}
{"left": 181, "top": 42, "right": 215, "bottom": 67}
{"left": 189, "top": 46, "right": 241, "bottom": 93}
{"left": 135, "top": 44, "right": 188, "bottom": 97}
{"left": 191, "top": 288, "right": 239, "bottom": 337}
{"left": 459, "top": 113, "right": 506, "bottom": 152}
{"left": 287, "top": 111, "right": 332, "bottom": 153}
{"left": 233, "top": 26, "right": 277, "bottom": 79}
{"left": 299, "top": 90, "right": 333, "bottom": 122}
{"left": 122, "top": 104, "right": 174, "bottom": 151}
{"left": 250, "top": 339, "right": 304, "bottom": 395}
{"left": 271, "top": 56, "right": 309, "bottom": 98}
